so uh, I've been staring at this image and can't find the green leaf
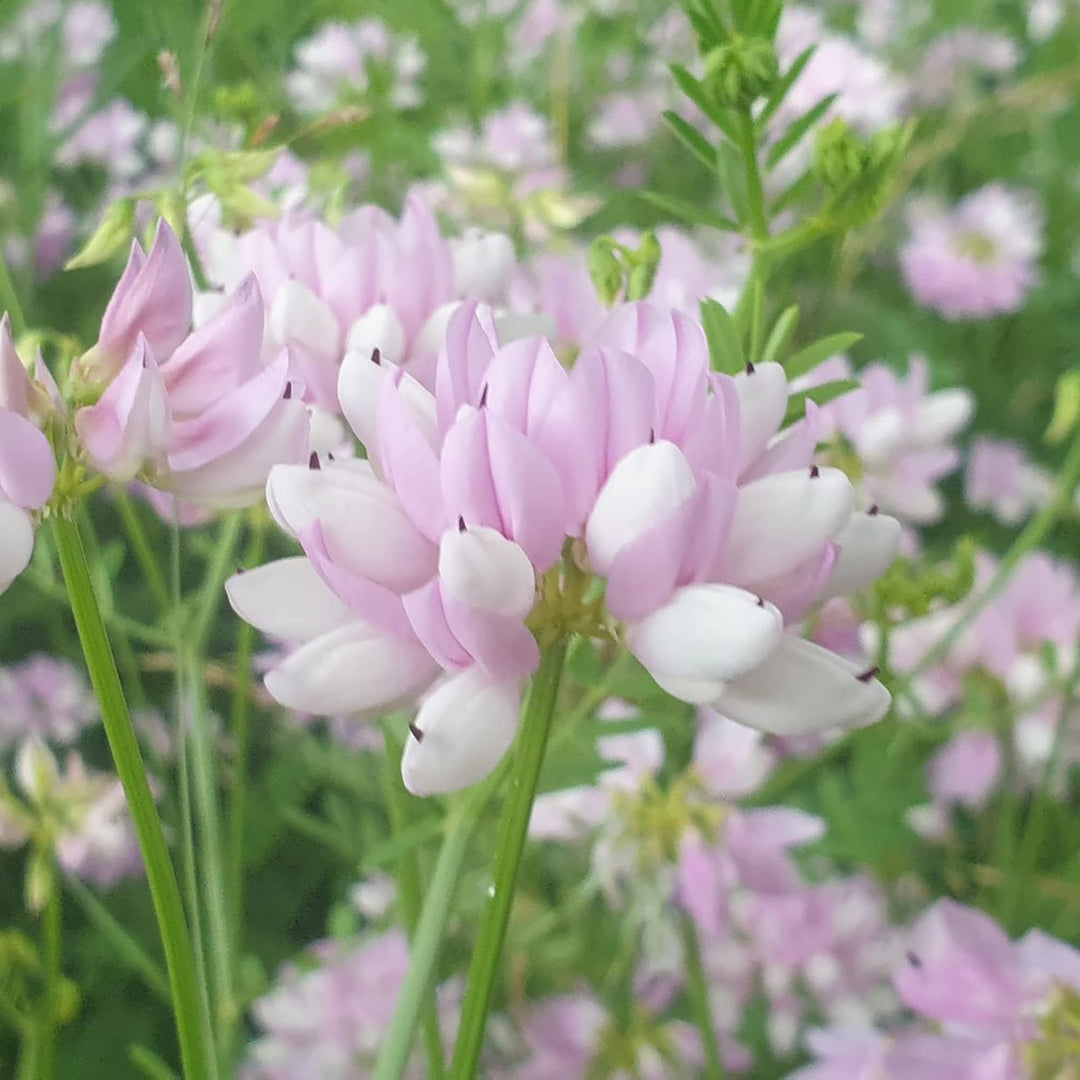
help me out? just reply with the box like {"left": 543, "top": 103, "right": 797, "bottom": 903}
{"left": 765, "top": 93, "right": 838, "bottom": 170}
{"left": 714, "top": 140, "right": 750, "bottom": 224}
{"left": 662, "top": 110, "right": 717, "bottom": 171}
{"left": 757, "top": 45, "right": 816, "bottom": 132}
{"left": 770, "top": 168, "right": 817, "bottom": 216}
{"left": 761, "top": 305, "right": 800, "bottom": 363}
{"left": 700, "top": 298, "right": 745, "bottom": 374}
{"left": 639, "top": 191, "right": 738, "bottom": 232}
{"left": 1046, "top": 369, "right": 1080, "bottom": 444}
{"left": 783, "top": 378, "right": 858, "bottom": 426}
{"left": 669, "top": 64, "right": 740, "bottom": 143}
{"left": 784, "top": 331, "right": 862, "bottom": 379}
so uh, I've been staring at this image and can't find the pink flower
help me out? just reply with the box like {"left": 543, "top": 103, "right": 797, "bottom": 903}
{"left": 927, "top": 729, "right": 1002, "bottom": 809}
{"left": 0, "top": 317, "right": 57, "bottom": 593}
{"left": 966, "top": 436, "right": 1054, "bottom": 525}
{"left": 229, "top": 300, "right": 894, "bottom": 796}
{"left": 75, "top": 223, "right": 309, "bottom": 507}
{"left": 900, "top": 185, "right": 1043, "bottom": 320}
{"left": 811, "top": 354, "right": 973, "bottom": 523}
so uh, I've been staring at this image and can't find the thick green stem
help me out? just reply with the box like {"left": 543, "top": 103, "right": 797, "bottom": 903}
{"left": 449, "top": 640, "right": 569, "bottom": 1079}
{"left": 39, "top": 873, "right": 61, "bottom": 1080}
{"left": 380, "top": 730, "right": 446, "bottom": 1080}
{"left": 736, "top": 111, "right": 769, "bottom": 242}
{"left": 373, "top": 807, "right": 482, "bottom": 1080}
{"left": 51, "top": 515, "right": 211, "bottom": 1080}
{"left": 679, "top": 913, "right": 725, "bottom": 1080}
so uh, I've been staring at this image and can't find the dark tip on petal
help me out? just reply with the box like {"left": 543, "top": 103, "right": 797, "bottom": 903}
{"left": 756, "top": 595, "right": 765, "bottom": 607}
{"left": 309, "top": 452, "right": 321, "bottom": 470}
{"left": 479, "top": 384, "right": 489, "bottom": 408}
{"left": 458, "top": 515, "right": 466, "bottom": 532}
{"left": 868, "top": 504, "right": 880, "bottom": 516}
{"left": 745, "top": 360, "right": 756, "bottom": 374}
{"left": 371, "top": 347, "right": 382, "bottom": 366}
{"left": 283, "top": 381, "right": 292, "bottom": 400}
{"left": 856, "top": 666, "right": 880, "bottom": 683}
{"left": 408, "top": 721, "right": 424, "bottom": 743}
{"left": 809, "top": 464, "right": 820, "bottom": 479}
{"left": 235, "top": 565, "right": 245, "bottom": 574}
{"left": 327, "top": 452, "right": 335, "bottom": 461}
{"left": 906, "top": 950, "right": 922, "bottom": 969}
{"left": 649, "top": 428, "right": 656, "bottom": 445}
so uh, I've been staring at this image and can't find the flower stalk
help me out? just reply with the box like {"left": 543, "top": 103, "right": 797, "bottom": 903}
{"left": 51, "top": 513, "right": 212, "bottom": 1080}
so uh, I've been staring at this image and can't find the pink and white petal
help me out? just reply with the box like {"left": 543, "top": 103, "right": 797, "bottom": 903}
{"left": 0, "top": 500, "right": 34, "bottom": 592}
{"left": 268, "top": 279, "right": 341, "bottom": 360}
{"left": 481, "top": 336, "right": 566, "bottom": 438}
{"left": 821, "top": 511, "right": 902, "bottom": 599}
{"left": 225, "top": 557, "right": 355, "bottom": 642}
{"left": 715, "top": 636, "right": 890, "bottom": 736}
{"left": 720, "top": 467, "right": 853, "bottom": 587}
{"left": 757, "top": 543, "right": 839, "bottom": 623}
{"left": 264, "top": 621, "right": 439, "bottom": 716}
{"left": 401, "top": 668, "right": 522, "bottom": 796}
{"left": 402, "top": 578, "right": 473, "bottom": 670}
{"left": 677, "top": 474, "right": 738, "bottom": 586}
{"left": 438, "top": 526, "right": 536, "bottom": 617}
{"left": 442, "top": 591, "right": 540, "bottom": 679}
{"left": 734, "top": 362, "right": 788, "bottom": 473}
{"left": 434, "top": 300, "right": 499, "bottom": 433}
{"left": 344, "top": 303, "right": 407, "bottom": 366}
{"left": 0, "top": 407, "right": 55, "bottom": 509}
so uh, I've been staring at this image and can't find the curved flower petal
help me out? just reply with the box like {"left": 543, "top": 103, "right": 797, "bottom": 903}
{"left": 401, "top": 668, "right": 522, "bottom": 795}
{"left": 716, "top": 636, "right": 891, "bottom": 735}
{"left": 821, "top": 510, "right": 902, "bottom": 599}
{"left": 264, "top": 621, "right": 439, "bottom": 716}
{"left": 438, "top": 525, "right": 536, "bottom": 617}
{"left": 734, "top": 361, "right": 788, "bottom": 473}
{"left": 0, "top": 407, "right": 55, "bottom": 509}
{"left": 0, "top": 500, "right": 35, "bottom": 593}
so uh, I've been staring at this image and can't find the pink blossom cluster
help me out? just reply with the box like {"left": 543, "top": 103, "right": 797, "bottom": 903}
{"left": 285, "top": 17, "right": 427, "bottom": 114}
{"left": 793, "top": 899, "right": 1080, "bottom": 1078}
{"left": 0, "top": 315, "right": 57, "bottom": 594}
{"left": 74, "top": 220, "right": 310, "bottom": 508}
{"left": 0, "top": 739, "right": 143, "bottom": 890}
{"left": 899, "top": 184, "right": 1044, "bottom": 320}
{"left": 198, "top": 192, "right": 515, "bottom": 406}
{"left": 808, "top": 353, "right": 974, "bottom": 525}
{"left": 912, "top": 28, "right": 1021, "bottom": 105}
{"left": 966, "top": 436, "right": 1055, "bottom": 525}
{"left": 228, "top": 299, "right": 897, "bottom": 796}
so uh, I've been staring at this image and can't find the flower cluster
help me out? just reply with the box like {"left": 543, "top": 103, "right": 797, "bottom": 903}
{"left": 229, "top": 299, "right": 896, "bottom": 796}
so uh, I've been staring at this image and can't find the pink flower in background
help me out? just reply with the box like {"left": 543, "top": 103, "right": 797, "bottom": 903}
{"left": 0, "top": 655, "right": 98, "bottom": 749}
{"left": 75, "top": 221, "right": 310, "bottom": 508}
{"left": 0, "top": 740, "right": 143, "bottom": 896}
{"left": 811, "top": 354, "right": 973, "bottom": 523}
{"left": 927, "top": 729, "right": 1003, "bottom": 809}
{"left": 966, "top": 436, "right": 1054, "bottom": 525}
{"left": 200, "top": 192, "right": 514, "bottom": 400}
{"left": 912, "top": 28, "right": 1020, "bottom": 105}
{"left": 0, "top": 316, "right": 57, "bottom": 594}
{"left": 242, "top": 930, "right": 451, "bottom": 1079}
{"left": 900, "top": 185, "right": 1044, "bottom": 319}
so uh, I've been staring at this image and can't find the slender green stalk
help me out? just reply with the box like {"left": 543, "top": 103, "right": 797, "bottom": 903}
{"left": 228, "top": 522, "right": 264, "bottom": 953}
{"left": 0, "top": 245, "right": 26, "bottom": 335}
{"left": 679, "top": 913, "right": 725, "bottom": 1079}
{"left": 736, "top": 111, "right": 769, "bottom": 242}
{"left": 373, "top": 807, "right": 482, "bottom": 1080}
{"left": 899, "top": 424, "right": 1080, "bottom": 689}
{"left": 115, "top": 493, "right": 172, "bottom": 612}
{"left": 379, "top": 731, "right": 446, "bottom": 1080}
{"left": 51, "top": 515, "right": 211, "bottom": 1080}
{"left": 449, "top": 640, "right": 569, "bottom": 1079}
{"left": 65, "top": 876, "right": 170, "bottom": 1002}
{"left": 39, "top": 874, "right": 61, "bottom": 1080}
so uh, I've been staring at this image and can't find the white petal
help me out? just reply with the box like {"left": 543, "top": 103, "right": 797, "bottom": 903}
{"left": 734, "top": 362, "right": 788, "bottom": 473}
{"left": 451, "top": 230, "right": 515, "bottom": 302}
{"left": 264, "top": 621, "right": 439, "bottom": 716}
{"left": 438, "top": 526, "right": 536, "bottom": 617}
{"left": 586, "top": 440, "right": 696, "bottom": 575}
{"left": 345, "top": 304, "right": 407, "bottom": 366}
{"left": 401, "top": 668, "right": 522, "bottom": 796}
{"left": 0, "top": 500, "right": 34, "bottom": 593}
{"left": 715, "top": 636, "right": 890, "bottom": 736}
{"left": 627, "top": 584, "right": 784, "bottom": 704}
{"left": 909, "top": 388, "right": 973, "bottom": 446}
{"left": 15, "top": 738, "right": 59, "bottom": 802}
{"left": 269, "top": 280, "right": 340, "bottom": 359}
{"left": 854, "top": 407, "right": 904, "bottom": 464}
{"left": 722, "top": 467, "right": 853, "bottom": 587}
{"left": 821, "top": 511, "right": 902, "bottom": 599}
{"left": 225, "top": 557, "right": 355, "bottom": 642}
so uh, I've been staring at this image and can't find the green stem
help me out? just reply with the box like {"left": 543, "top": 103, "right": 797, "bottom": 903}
{"left": 899, "top": 424, "right": 1080, "bottom": 689}
{"left": 679, "top": 913, "right": 725, "bottom": 1080}
{"left": 227, "top": 522, "right": 264, "bottom": 956}
{"left": 0, "top": 245, "right": 26, "bottom": 336}
{"left": 736, "top": 111, "right": 769, "bottom": 242}
{"left": 373, "top": 806, "right": 482, "bottom": 1080}
{"left": 379, "top": 729, "right": 446, "bottom": 1080}
{"left": 115, "top": 493, "right": 172, "bottom": 613}
{"left": 51, "top": 515, "right": 211, "bottom": 1080}
{"left": 449, "top": 640, "right": 569, "bottom": 1079}
{"left": 65, "top": 876, "right": 170, "bottom": 1002}
{"left": 39, "top": 872, "right": 61, "bottom": 1080}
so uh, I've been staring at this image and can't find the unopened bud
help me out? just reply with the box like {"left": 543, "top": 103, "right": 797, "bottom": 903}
{"left": 587, "top": 238, "right": 624, "bottom": 307}
{"left": 65, "top": 198, "right": 136, "bottom": 270}
{"left": 702, "top": 36, "right": 779, "bottom": 109}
